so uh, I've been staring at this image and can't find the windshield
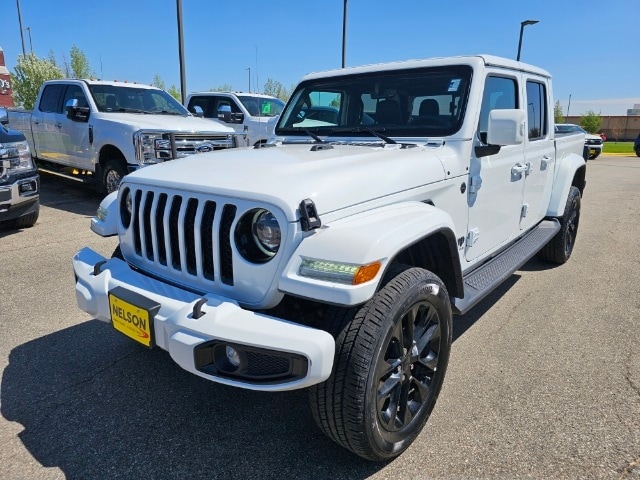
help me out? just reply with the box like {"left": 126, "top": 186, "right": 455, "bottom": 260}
{"left": 276, "top": 65, "right": 472, "bottom": 139}
{"left": 88, "top": 85, "right": 189, "bottom": 115}
{"left": 237, "top": 95, "right": 284, "bottom": 117}
{"left": 556, "top": 124, "right": 586, "bottom": 134}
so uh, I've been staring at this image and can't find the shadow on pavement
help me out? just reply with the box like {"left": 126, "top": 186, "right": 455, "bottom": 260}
{"left": 1, "top": 320, "right": 380, "bottom": 480}
{"left": 39, "top": 173, "right": 104, "bottom": 217}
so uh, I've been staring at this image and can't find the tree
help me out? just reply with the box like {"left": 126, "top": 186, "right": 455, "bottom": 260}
{"left": 69, "top": 45, "right": 93, "bottom": 78}
{"left": 263, "top": 78, "right": 291, "bottom": 102}
{"left": 609, "top": 117, "right": 626, "bottom": 142}
{"left": 153, "top": 74, "right": 181, "bottom": 101}
{"left": 209, "top": 84, "right": 234, "bottom": 92}
{"left": 11, "top": 53, "right": 64, "bottom": 109}
{"left": 554, "top": 100, "right": 564, "bottom": 124}
{"left": 579, "top": 110, "right": 602, "bottom": 134}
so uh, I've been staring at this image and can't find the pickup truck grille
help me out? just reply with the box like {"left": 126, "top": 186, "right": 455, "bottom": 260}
{"left": 127, "top": 187, "right": 237, "bottom": 286}
{"left": 586, "top": 138, "right": 602, "bottom": 146}
{"left": 172, "top": 133, "right": 235, "bottom": 158}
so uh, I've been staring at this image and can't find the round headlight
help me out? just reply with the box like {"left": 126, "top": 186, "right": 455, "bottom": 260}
{"left": 234, "top": 208, "right": 281, "bottom": 263}
{"left": 252, "top": 209, "right": 281, "bottom": 254}
{"left": 120, "top": 187, "right": 132, "bottom": 228}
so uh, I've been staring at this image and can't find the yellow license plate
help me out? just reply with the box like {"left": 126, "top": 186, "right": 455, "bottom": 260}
{"left": 109, "top": 290, "right": 155, "bottom": 348}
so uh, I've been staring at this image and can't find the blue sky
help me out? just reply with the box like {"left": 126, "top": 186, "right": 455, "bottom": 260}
{"left": 2, "top": 0, "right": 638, "bottom": 115}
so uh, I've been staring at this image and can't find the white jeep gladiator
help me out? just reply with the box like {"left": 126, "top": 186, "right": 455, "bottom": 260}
{"left": 8, "top": 80, "right": 244, "bottom": 194}
{"left": 73, "top": 55, "right": 586, "bottom": 461}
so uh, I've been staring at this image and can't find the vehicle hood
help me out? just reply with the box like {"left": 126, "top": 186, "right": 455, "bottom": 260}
{"left": 94, "top": 112, "right": 234, "bottom": 133}
{"left": 123, "top": 143, "right": 447, "bottom": 220}
{"left": 584, "top": 133, "right": 602, "bottom": 141}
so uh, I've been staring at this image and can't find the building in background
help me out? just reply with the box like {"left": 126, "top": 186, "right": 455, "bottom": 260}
{"left": 627, "top": 104, "right": 640, "bottom": 116}
{"left": 0, "top": 47, "right": 14, "bottom": 108}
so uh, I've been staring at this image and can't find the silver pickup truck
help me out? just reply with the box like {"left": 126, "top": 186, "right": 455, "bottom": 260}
{"left": 8, "top": 79, "right": 244, "bottom": 194}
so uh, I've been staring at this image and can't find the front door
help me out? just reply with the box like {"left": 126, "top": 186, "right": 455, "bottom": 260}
{"left": 466, "top": 73, "right": 525, "bottom": 262}
{"left": 56, "top": 84, "right": 93, "bottom": 169}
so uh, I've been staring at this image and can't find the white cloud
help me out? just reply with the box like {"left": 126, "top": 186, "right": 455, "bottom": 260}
{"left": 566, "top": 98, "right": 640, "bottom": 116}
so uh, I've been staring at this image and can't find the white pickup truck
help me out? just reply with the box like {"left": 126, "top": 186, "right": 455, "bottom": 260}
{"left": 7, "top": 80, "right": 244, "bottom": 194}
{"left": 185, "top": 92, "right": 284, "bottom": 147}
{"left": 73, "top": 55, "right": 586, "bottom": 461}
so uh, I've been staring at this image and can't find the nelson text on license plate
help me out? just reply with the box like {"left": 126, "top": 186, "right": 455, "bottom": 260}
{"left": 109, "top": 290, "right": 156, "bottom": 348}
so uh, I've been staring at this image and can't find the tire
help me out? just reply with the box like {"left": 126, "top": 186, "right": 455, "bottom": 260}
{"left": 102, "top": 159, "right": 128, "bottom": 195}
{"left": 635, "top": 148, "right": 640, "bottom": 158}
{"left": 3, "top": 204, "right": 39, "bottom": 230}
{"left": 309, "top": 266, "right": 452, "bottom": 461}
{"left": 538, "top": 185, "right": 581, "bottom": 264}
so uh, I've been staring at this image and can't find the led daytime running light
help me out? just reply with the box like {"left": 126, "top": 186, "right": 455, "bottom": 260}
{"left": 299, "top": 258, "right": 381, "bottom": 285}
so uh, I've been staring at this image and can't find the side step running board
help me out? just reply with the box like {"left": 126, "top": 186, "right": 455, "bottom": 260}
{"left": 452, "top": 219, "right": 560, "bottom": 315}
{"left": 38, "top": 167, "right": 95, "bottom": 184}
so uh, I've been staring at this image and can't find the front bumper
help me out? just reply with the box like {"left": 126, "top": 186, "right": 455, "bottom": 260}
{"left": 72, "top": 247, "right": 335, "bottom": 391}
{"left": 0, "top": 174, "right": 39, "bottom": 222}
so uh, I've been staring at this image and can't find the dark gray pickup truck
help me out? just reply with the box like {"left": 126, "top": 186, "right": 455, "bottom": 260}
{"left": 0, "top": 108, "right": 39, "bottom": 229}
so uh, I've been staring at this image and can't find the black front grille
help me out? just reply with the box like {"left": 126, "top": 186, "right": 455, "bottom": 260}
{"left": 130, "top": 189, "right": 236, "bottom": 286}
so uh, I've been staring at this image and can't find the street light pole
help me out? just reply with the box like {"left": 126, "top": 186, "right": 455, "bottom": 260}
{"left": 176, "top": 0, "right": 187, "bottom": 104}
{"left": 16, "top": 0, "right": 26, "bottom": 57}
{"left": 516, "top": 19, "right": 538, "bottom": 61}
{"left": 342, "top": 0, "right": 348, "bottom": 68}
{"left": 24, "top": 26, "right": 32, "bottom": 52}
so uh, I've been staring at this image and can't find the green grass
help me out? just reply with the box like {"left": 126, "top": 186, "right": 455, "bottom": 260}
{"left": 603, "top": 142, "right": 635, "bottom": 154}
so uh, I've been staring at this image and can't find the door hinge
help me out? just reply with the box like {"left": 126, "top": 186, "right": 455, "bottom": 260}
{"left": 466, "top": 228, "right": 480, "bottom": 247}
{"left": 469, "top": 175, "right": 482, "bottom": 194}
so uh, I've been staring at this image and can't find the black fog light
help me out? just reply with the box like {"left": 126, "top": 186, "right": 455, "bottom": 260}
{"left": 19, "top": 180, "right": 37, "bottom": 195}
{"left": 194, "top": 341, "right": 309, "bottom": 384}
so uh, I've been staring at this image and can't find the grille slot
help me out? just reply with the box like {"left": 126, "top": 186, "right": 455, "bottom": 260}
{"left": 184, "top": 198, "right": 198, "bottom": 276}
{"left": 201, "top": 201, "right": 217, "bottom": 281}
{"left": 156, "top": 193, "right": 168, "bottom": 265}
{"left": 219, "top": 205, "right": 237, "bottom": 286}
{"left": 133, "top": 190, "right": 142, "bottom": 256}
{"left": 169, "top": 196, "right": 183, "bottom": 269}
{"left": 143, "top": 191, "right": 154, "bottom": 260}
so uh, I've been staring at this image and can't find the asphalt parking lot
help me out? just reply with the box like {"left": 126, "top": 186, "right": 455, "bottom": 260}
{"left": 1, "top": 156, "right": 639, "bottom": 480}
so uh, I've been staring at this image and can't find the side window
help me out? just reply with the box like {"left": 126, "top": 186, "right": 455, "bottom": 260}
{"left": 38, "top": 84, "right": 65, "bottom": 113}
{"left": 187, "top": 96, "right": 214, "bottom": 117}
{"left": 61, "top": 85, "right": 89, "bottom": 109}
{"left": 478, "top": 76, "right": 518, "bottom": 142}
{"left": 526, "top": 81, "right": 547, "bottom": 140}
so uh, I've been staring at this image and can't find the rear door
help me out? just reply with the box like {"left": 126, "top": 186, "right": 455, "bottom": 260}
{"left": 519, "top": 77, "right": 554, "bottom": 231}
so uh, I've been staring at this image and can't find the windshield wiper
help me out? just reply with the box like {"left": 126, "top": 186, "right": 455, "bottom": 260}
{"left": 113, "top": 108, "right": 149, "bottom": 114}
{"left": 304, "top": 129, "right": 326, "bottom": 144}
{"left": 156, "top": 110, "right": 183, "bottom": 116}
{"left": 322, "top": 126, "right": 397, "bottom": 145}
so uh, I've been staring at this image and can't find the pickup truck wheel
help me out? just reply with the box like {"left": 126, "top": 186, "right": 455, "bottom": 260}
{"left": 309, "top": 266, "right": 452, "bottom": 461}
{"left": 103, "top": 160, "right": 128, "bottom": 194}
{"left": 635, "top": 147, "right": 640, "bottom": 157}
{"left": 538, "top": 186, "right": 581, "bottom": 264}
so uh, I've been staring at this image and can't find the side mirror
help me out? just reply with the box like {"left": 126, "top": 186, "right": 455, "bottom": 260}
{"left": 486, "top": 109, "right": 525, "bottom": 146}
{"left": 475, "top": 109, "right": 525, "bottom": 158}
{"left": 0, "top": 107, "right": 8, "bottom": 125}
{"left": 192, "top": 105, "right": 204, "bottom": 118}
{"left": 65, "top": 98, "right": 90, "bottom": 122}
{"left": 217, "top": 105, "right": 244, "bottom": 124}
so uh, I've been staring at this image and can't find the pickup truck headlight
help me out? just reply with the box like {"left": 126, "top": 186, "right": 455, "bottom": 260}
{"left": 235, "top": 208, "right": 280, "bottom": 263}
{"left": 134, "top": 132, "right": 172, "bottom": 165}
{"left": 0, "top": 140, "right": 35, "bottom": 174}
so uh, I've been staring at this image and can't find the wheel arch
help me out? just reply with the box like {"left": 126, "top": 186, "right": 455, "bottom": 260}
{"left": 386, "top": 228, "right": 463, "bottom": 298}
{"left": 279, "top": 201, "right": 463, "bottom": 306}
{"left": 547, "top": 153, "right": 586, "bottom": 217}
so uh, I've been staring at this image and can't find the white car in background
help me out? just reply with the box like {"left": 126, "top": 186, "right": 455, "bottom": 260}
{"left": 555, "top": 123, "right": 603, "bottom": 159}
